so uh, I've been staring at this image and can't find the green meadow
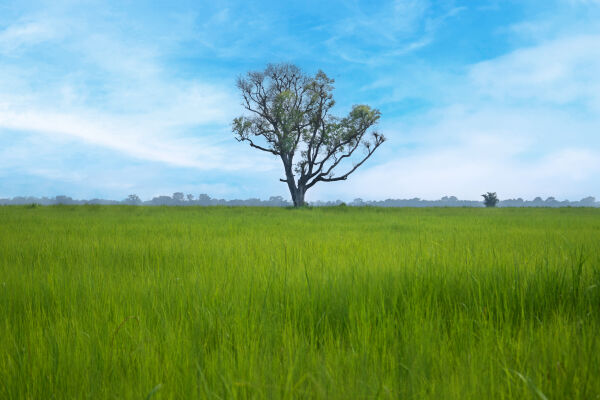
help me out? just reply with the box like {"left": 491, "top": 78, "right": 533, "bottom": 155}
{"left": 0, "top": 205, "right": 599, "bottom": 399}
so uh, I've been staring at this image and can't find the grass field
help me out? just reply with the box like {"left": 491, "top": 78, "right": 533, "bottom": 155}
{"left": 0, "top": 205, "right": 599, "bottom": 399}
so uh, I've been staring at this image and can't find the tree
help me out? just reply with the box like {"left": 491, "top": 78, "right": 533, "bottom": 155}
{"left": 233, "top": 63, "right": 385, "bottom": 207}
{"left": 580, "top": 196, "right": 596, "bottom": 206}
{"left": 125, "top": 194, "right": 141, "bottom": 205}
{"left": 172, "top": 192, "right": 185, "bottom": 203}
{"left": 55, "top": 195, "right": 74, "bottom": 205}
{"left": 197, "top": 194, "right": 211, "bottom": 205}
{"left": 482, "top": 192, "right": 499, "bottom": 208}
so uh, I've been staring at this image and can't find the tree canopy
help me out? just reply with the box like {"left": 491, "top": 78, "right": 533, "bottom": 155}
{"left": 482, "top": 192, "right": 500, "bottom": 207}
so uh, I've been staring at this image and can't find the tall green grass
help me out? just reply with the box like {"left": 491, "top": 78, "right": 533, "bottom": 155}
{"left": 0, "top": 206, "right": 599, "bottom": 399}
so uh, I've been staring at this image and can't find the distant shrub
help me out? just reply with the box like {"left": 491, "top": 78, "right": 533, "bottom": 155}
{"left": 482, "top": 192, "right": 499, "bottom": 208}
{"left": 125, "top": 194, "right": 142, "bottom": 205}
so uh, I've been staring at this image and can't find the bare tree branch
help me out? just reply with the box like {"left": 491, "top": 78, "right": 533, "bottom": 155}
{"left": 306, "top": 134, "right": 385, "bottom": 189}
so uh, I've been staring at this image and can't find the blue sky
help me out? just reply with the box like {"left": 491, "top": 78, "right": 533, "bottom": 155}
{"left": 1, "top": 0, "right": 599, "bottom": 201}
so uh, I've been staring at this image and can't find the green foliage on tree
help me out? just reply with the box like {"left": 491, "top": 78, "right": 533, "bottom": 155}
{"left": 482, "top": 192, "right": 499, "bottom": 207}
{"left": 233, "top": 63, "right": 385, "bottom": 207}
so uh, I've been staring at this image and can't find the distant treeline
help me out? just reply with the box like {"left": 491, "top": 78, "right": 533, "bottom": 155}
{"left": 1, "top": 193, "right": 598, "bottom": 207}
{"left": 339, "top": 196, "right": 600, "bottom": 208}
{"left": 0, "top": 194, "right": 292, "bottom": 207}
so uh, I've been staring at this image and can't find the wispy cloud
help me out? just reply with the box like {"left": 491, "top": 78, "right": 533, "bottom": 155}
{"left": 317, "top": 144, "right": 600, "bottom": 201}
{"left": 469, "top": 34, "right": 600, "bottom": 110}
{"left": 0, "top": 12, "right": 276, "bottom": 173}
{"left": 0, "top": 20, "right": 57, "bottom": 54}
{"left": 314, "top": 29, "right": 600, "bottom": 201}
{"left": 323, "top": 1, "right": 465, "bottom": 66}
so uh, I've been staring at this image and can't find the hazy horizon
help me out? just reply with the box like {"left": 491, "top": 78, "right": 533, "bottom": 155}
{"left": 1, "top": 193, "right": 598, "bottom": 208}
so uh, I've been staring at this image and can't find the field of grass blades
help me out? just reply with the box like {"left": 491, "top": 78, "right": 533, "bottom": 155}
{"left": 0, "top": 206, "right": 599, "bottom": 399}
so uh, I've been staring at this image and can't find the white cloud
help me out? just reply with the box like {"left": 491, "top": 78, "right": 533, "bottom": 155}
{"left": 313, "top": 32, "right": 600, "bottom": 201}
{"left": 564, "top": 0, "right": 600, "bottom": 4}
{"left": 0, "top": 98, "right": 278, "bottom": 172}
{"left": 324, "top": 2, "right": 467, "bottom": 66}
{"left": 313, "top": 133, "right": 600, "bottom": 201}
{"left": 469, "top": 35, "right": 600, "bottom": 110}
{"left": 0, "top": 21, "right": 57, "bottom": 54}
{"left": 0, "top": 11, "right": 280, "bottom": 175}
{"left": 323, "top": 0, "right": 432, "bottom": 64}
{"left": 390, "top": 0, "right": 431, "bottom": 36}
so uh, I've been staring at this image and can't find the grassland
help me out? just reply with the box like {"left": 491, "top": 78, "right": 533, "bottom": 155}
{"left": 0, "top": 205, "right": 599, "bottom": 399}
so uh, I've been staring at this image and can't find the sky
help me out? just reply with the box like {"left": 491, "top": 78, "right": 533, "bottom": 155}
{"left": 0, "top": 0, "right": 599, "bottom": 202}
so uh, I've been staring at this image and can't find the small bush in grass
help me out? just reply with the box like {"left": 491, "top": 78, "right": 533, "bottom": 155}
{"left": 482, "top": 192, "right": 499, "bottom": 208}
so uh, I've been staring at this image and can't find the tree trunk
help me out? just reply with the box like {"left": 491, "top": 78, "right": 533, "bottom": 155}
{"left": 293, "top": 187, "right": 306, "bottom": 207}
{"left": 282, "top": 156, "right": 306, "bottom": 207}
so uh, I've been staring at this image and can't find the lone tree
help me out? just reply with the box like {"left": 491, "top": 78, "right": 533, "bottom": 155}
{"left": 233, "top": 63, "right": 385, "bottom": 207}
{"left": 482, "top": 192, "right": 499, "bottom": 207}
{"left": 125, "top": 194, "right": 141, "bottom": 205}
